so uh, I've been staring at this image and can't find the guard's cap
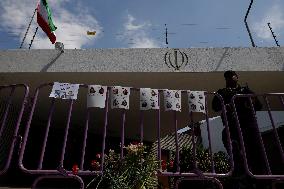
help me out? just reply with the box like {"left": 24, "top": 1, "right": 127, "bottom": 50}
{"left": 224, "top": 70, "right": 238, "bottom": 79}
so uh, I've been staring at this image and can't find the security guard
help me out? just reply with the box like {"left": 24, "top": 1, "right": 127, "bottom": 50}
{"left": 212, "top": 71, "right": 265, "bottom": 178}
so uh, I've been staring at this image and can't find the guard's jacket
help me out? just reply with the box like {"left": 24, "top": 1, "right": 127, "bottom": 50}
{"left": 212, "top": 84, "right": 262, "bottom": 128}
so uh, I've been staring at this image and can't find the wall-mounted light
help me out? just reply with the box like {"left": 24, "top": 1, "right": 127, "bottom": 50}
{"left": 55, "top": 42, "right": 64, "bottom": 52}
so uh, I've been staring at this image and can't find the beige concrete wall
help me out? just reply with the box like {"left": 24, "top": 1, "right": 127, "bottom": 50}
{"left": 0, "top": 48, "right": 284, "bottom": 72}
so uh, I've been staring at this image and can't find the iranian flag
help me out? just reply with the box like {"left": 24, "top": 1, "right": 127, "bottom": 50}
{"left": 37, "top": 0, "right": 57, "bottom": 44}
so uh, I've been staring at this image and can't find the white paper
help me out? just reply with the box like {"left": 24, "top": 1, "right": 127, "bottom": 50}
{"left": 163, "top": 90, "right": 182, "bottom": 112}
{"left": 49, "top": 82, "right": 80, "bottom": 100}
{"left": 140, "top": 88, "right": 159, "bottom": 110}
{"left": 87, "top": 85, "right": 107, "bottom": 108}
{"left": 110, "top": 86, "right": 130, "bottom": 109}
{"left": 187, "top": 91, "right": 206, "bottom": 113}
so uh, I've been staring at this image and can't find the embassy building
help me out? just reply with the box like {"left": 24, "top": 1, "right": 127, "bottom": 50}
{"left": 0, "top": 47, "right": 283, "bottom": 188}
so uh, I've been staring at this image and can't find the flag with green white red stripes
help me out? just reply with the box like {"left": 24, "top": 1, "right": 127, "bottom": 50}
{"left": 37, "top": 0, "right": 57, "bottom": 44}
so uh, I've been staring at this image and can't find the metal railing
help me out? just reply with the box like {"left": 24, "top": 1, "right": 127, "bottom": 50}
{"left": 0, "top": 84, "right": 29, "bottom": 176}
{"left": 17, "top": 83, "right": 105, "bottom": 189}
{"left": 231, "top": 93, "right": 284, "bottom": 180}
{"left": 158, "top": 92, "right": 232, "bottom": 189}
{"left": 16, "top": 84, "right": 233, "bottom": 188}
{"left": 157, "top": 92, "right": 234, "bottom": 173}
{"left": 1, "top": 83, "right": 284, "bottom": 188}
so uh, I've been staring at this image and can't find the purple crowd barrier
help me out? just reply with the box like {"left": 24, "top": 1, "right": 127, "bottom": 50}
{"left": 2, "top": 82, "right": 283, "bottom": 189}
{"left": 0, "top": 84, "right": 29, "bottom": 176}
{"left": 32, "top": 174, "right": 84, "bottom": 189}
{"left": 115, "top": 87, "right": 162, "bottom": 161}
{"left": 108, "top": 89, "right": 231, "bottom": 189}
{"left": 115, "top": 89, "right": 230, "bottom": 176}
{"left": 17, "top": 83, "right": 109, "bottom": 188}
{"left": 175, "top": 177, "right": 224, "bottom": 189}
{"left": 14, "top": 83, "right": 233, "bottom": 189}
{"left": 231, "top": 93, "right": 284, "bottom": 180}
{"left": 17, "top": 84, "right": 160, "bottom": 188}
{"left": 157, "top": 92, "right": 234, "bottom": 180}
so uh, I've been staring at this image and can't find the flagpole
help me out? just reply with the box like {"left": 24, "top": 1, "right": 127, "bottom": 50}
{"left": 29, "top": 27, "right": 39, "bottom": 49}
{"left": 19, "top": 8, "right": 37, "bottom": 49}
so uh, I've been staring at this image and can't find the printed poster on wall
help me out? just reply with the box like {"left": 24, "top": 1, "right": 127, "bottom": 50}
{"left": 49, "top": 82, "right": 80, "bottom": 100}
{"left": 187, "top": 91, "right": 206, "bottom": 113}
{"left": 110, "top": 86, "right": 130, "bottom": 109}
{"left": 163, "top": 89, "right": 182, "bottom": 112}
{"left": 140, "top": 88, "right": 159, "bottom": 110}
{"left": 87, "top": 85, "right": 107, "bottom": 108}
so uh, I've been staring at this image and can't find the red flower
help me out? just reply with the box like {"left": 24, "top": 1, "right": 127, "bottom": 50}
{"left": 72, "top": 164, "right": 79, "bottom": 175}
{"left": 96, "top": 153, "right": 101, "bottom": 159}
{"left": 91, "top": 160, "right": 100, "bottom": 170}
{"left": 91, "top": 160, "right": 97, "bottom": 167}
{"left": 161, "top": 160, "right": 167, "bottom": 171}
{"left": 131, "top": 141, "right": 139, "bottom": 145}
{"left": 169, "top": 160, "right": 174, "bottom": 168}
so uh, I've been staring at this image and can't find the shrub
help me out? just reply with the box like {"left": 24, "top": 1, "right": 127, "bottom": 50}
{"left": 179, "top": 146, "right": 230, "bottom": 173}
{"left": 86, "top": 142, "right": 159, "bottom": 189}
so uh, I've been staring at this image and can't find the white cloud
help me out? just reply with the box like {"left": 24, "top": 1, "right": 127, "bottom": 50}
{"left": 130, "top": 37, "right": 160, "bottom": 48}
{"left": 120, "top": 14, "right": 160, "bottom": 48}
{"left": 0, "top": 0, "right": 102, "bottom": 49}
{"left": 125, "top": 14, "right": 151, "bottom": 31}
{"left": 252, "top": 4, "right": 284, "bottom": 40}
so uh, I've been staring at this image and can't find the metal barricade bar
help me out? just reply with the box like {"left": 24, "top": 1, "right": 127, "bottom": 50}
{"left": 0, "top": 87, "right": 15, "bottom": 139}
{"left": 0, "top": 84, "right": 29, "bottom": 176}
{"left": 175, "top": 176, "right": 223, "bottom": 189}
{"left": 118, "top": 88, "right": 162, "bottom": 165}
{"left": 157, "top": 92, "right": 234, "bottom": 178}
{"left": 18, "top": 83, "right": 108, "bottom": 177}
{"left": 38, "top": 98, "right": 55, "bottom": 170}
{"left": 231, "top": 93, "right": 284, "bottom": 179}
{"left": 204, "top": 94, "right": 215, "bottom": 173}
{"left": 31, "top": 174, "right": 84, "bottom": 189}
{"left": 13, "top": 83, "right": 236, "bottom": 188}
{"left": 263, "top": 96, "right": 284, "bottom": 163}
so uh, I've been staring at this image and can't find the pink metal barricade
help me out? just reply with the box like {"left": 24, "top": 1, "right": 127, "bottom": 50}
{"left": 156, "top": 92, "right": 232, "bottom": 189}
{"left": 175, "top": 177, "right": 224, "bottom": 189}
{"left": 16, "top": 83, "right": 233, "bottom": 188}
{"left": 18, "top": 83, "right": 110, "bottom": 189}
{"left": 2, "top": 82, "right": 283, "bottom": 188}
{"left": 0, "top": 84, "right": 29, "bottom": 176}
{"left": 231, "top": 93, "right": 284, "bottom": 182}
{"left": 5, "top": 83, "right": 232, "bottom": 189}
{"left": 107, "top": 90, "right": 233, "bottom": 184}
{"left": 18, "top": 85, "right": 161, "bottom": 188}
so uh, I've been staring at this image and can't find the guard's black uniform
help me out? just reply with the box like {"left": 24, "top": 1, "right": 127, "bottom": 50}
{"left": 212, "top": 84, "right": 265, "bottom": 175}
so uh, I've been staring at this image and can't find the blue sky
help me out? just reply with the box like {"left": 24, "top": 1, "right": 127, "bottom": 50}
{"left": 0, "top": 0, "right": 284, "bottom": 49}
